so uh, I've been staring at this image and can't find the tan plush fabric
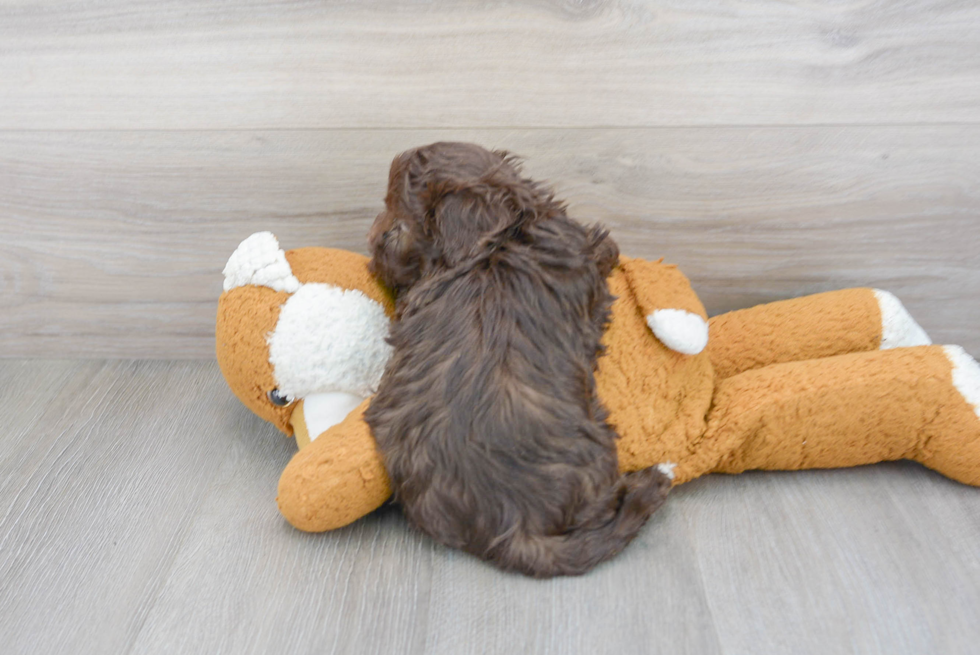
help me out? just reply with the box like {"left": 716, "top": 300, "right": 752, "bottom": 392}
{"left": 707, "top": 288, "right": 882, "bottom": 380}
{"left": 286, "top": 247, "right": 396, "bottom": 315}
{"left": 215, "top": 247, "right": 980, "bottom": 532}
{"left": 215, "top": 285, "right": 293, "bottom": 433}
{"left": 597, "top": 263, "right": 714, "bottom": 478}
{"left": 706, "top": 346, "right": 980, "bottom": 486}
{"left": 618, "top": 257, "right": 709, "bottom": 321}
{"left": 277, "top": 399, "right": 392, "bottom": 532}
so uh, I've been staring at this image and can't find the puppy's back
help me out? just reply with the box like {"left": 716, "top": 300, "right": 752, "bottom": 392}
{"left": 366, "top": 217, "right": 669, "bottom": 577}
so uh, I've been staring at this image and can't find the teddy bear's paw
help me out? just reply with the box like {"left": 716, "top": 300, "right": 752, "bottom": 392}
{"left": 223, "top": 231, "right": 301, "bottom": 293}
{"left": 646, "top": 309, "right": 709, "bottom": 355}
{"left": 944, "top": 346, "right": 980, "bottom": 421}
{"left": 874, "top": 289, "right": 931, "bottom": 349}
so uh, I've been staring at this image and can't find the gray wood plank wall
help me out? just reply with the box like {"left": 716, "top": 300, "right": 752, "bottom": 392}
{"left": 1, "top": 1, "right": 978, "bottom": 358}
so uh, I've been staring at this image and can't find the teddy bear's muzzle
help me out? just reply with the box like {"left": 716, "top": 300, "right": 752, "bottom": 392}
{"left": 289, "top": 392, "right": 367, "bottom": 449}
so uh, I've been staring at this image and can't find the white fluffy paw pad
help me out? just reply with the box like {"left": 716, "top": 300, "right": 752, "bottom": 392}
{"left": 223, "top": 231, "right": 302, "bottom": 293}
{"left": 656, "top": 462, "right": 677, "bottom": 481}
{"left": 874, "top": 289, "right": 931, "bottom": 349}
{"left": 646, "top": 309, "right": 709, "bottom": 355}
{"left": 944, "top": 346, "right": 980, "bottom": 421}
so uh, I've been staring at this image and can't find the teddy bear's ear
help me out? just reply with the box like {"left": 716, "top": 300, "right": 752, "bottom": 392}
{"left": 223, "top": 231, "right": 301, "bottom": 293}
{"left": 217, "top": 231, "right": 300, "bottom": 435}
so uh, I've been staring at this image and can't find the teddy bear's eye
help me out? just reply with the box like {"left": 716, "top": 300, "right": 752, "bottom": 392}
{"left": 267, "top": 388, "right": 292, "bottom": 407}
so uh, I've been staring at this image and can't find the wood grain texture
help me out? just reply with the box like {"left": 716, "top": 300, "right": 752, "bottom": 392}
{"left": 689, "top": 467, "right": 980, "bottom": 654}
{"left": 2, "top": 360, "right": 979, "bottom": 654}
{"left": 3, "top": 2, "right": 978, "bottom": 651}
{"left": 1, "top": 0, "right": 979, "bottom": 129}
{"left": 2, "top": 127, "right": 977, "bottom": 358}
{"left": 0, "top": 361, "right": 246, "bottom": 654}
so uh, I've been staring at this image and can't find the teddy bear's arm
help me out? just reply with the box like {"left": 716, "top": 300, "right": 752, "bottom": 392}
{"left": 697, "top": 345, "right": 980, "bottom": 487}
{"left": 707, "top": 288, "right": 931, "bottom": 379}
{"left": 277, "top": 399, "right": 392, "bottom": 532}
{"left": 618, "top": 257, "right": 709, "bottom": 355}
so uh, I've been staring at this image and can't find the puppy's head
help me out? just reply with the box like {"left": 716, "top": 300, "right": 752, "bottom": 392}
{"left": 368, "top": 142, "right": 560, "bottom": 293}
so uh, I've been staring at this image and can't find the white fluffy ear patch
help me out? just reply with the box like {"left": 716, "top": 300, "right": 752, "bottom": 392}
{"left": 268, "top": 284, "right": 393, "bottom": 400}
{"left": 223, "top": 231, "right": 301, "bottom": 293}
{"left": 646, "top": 309, "right": 709, "bottom": 355}
{"left": 874, "top": 289, "right": 931, "bottom": 349}
{"left": 656, "top": 462, "right": 677, "bottom": 481}
{"left": 944, "top": 346, "right": 980, "bottom": 421}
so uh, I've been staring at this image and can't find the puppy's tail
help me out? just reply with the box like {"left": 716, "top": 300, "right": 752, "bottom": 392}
{"left": 491, "top": 465, "right": 672, "bottom": 578}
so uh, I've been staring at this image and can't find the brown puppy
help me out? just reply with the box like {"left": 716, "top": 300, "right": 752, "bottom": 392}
{"left": 365, "top": 142, "right": 670, "bottom": 577}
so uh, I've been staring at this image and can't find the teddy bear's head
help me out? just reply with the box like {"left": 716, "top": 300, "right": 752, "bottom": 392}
{"left": 216, "top": 232, "right": 395, "bottom": 440}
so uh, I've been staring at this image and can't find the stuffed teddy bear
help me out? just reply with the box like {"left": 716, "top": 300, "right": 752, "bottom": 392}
{"left": 216, "top": 232, "right": 980, "bottom": 533}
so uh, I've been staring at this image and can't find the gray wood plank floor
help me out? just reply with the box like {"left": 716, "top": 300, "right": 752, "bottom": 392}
{"left": 2, "top": 360, "right": 978, "bottom": 655}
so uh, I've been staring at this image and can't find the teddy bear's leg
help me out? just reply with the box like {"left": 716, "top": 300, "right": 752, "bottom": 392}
{"left": 277, "top": 399, "right": 393, "bottom": 532}
{"left": 925, "top": 346, "right": 980, "bottom": 484}
{"left": 707, "top": 288, "right": 931, "bottom": 379}
{"left": 691, "top": 345, "right": 980, "bottom": 487}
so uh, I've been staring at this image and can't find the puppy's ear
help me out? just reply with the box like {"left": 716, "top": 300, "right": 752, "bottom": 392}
{"left": 429, "top": 190, "right": 504, "bottom": 265}
{"left": 368, "top": 218, "right": 431, "bottom": 292}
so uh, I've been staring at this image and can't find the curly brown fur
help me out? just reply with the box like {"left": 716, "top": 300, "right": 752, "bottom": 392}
{"left": 365, "top": 142, "right": 670, "bottom": 578}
